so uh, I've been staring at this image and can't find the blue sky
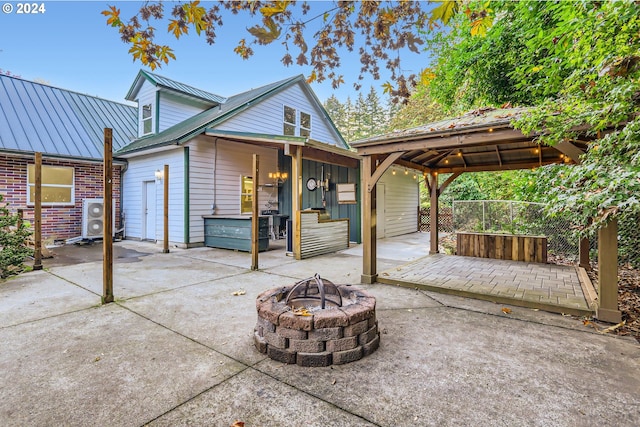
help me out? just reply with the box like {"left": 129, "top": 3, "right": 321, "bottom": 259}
{"left": 0, "top": 1, "right": 431, "bottom": 105}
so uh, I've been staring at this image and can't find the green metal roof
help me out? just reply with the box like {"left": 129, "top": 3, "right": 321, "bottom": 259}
{"left": 0, "top": 74, "right": 137, "bottom": 160}
{"left": 125, "top": 70, "right": 226, "bottom": 104}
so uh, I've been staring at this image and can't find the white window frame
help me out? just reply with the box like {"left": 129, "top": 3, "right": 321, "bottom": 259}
{"left": 240, "top": 175, "right": 253, "bottom": 214}
{"left": 283, "top": 105, "right": 312, "bottom": 137}
{"left": 283, "top": 105, "right": 296, "bottom": 136}
{"left": 27, "top": 164, "right": 75, "bottom": 206}
{"left": 141, "top": 103, "right": 153, "bottom": 136}
{"left": 300, "top": 111, "right": 311, "bottom": 138}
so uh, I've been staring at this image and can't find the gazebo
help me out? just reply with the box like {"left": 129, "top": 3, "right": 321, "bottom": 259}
{"left": 351, "top": 107, "right": 621, "bottom": 323}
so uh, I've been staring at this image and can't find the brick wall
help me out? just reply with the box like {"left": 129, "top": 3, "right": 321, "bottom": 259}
{"left": 0, "top": 154, "right": 122, "bottom": 241}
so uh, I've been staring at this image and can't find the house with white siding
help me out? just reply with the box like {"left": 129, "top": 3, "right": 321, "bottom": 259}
{"left": 117, "top": 71, "right": 419, "bottom": 256}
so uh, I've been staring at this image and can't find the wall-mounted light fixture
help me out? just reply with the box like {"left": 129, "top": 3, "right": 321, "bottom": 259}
{"left": 155, "top": 169, "right": 164, "bottom": 180}
{"left": 268, "top": 171, "right": 288, "bottom": 185}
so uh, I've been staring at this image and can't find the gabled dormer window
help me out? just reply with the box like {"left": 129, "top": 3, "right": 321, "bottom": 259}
{"left": 142, "top": 103, "right": 153, "bottom": 135}
{"left": 283, "top": 105, "right": 311, "bottom": 138}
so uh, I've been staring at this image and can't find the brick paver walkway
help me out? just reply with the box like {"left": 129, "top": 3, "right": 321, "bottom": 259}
{"left": 379, "top": 254, "right": 594, "bottom": 316}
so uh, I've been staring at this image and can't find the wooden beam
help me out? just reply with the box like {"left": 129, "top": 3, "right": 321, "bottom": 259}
{"left": 556, "top": 140, "right": 585, "bottom": 165}
{"left": 410, "top": 150, "right": 440, "bottom": 163}
{"left": 251, "top": 154, "right": 259, "bottom": 270}
{"left": 33, "top": 152, "right": 42, "bottom": 271}
{"left": 290, "top": 146, "right": 303, "bottom": 260}
{"left": 439, "top": 171, "right": 462, "bottom": 194}
{"left": 102, "top": 129, "right": 114, "bottom": 304}
{"left": 355, "top": 128, "right": 529, "bottom": 156}
{"left": 163, "top": 164, "right": 169, "bottom": 253}
{"left": 361, "top": 155, "right": 377, "bottom": 283}
{"left": 368, "top": 151, "right": 404, "bottom": 192}
{"left": 596, "top": 219, "right": 621, "bottom": 323}
{"left": 393, "top": 159, "right": 430, "bottom": 174}
{"left": 433, "top": 159, "right": 560, "bottom": 174}
{"left": 423, "top": 150, "right": 455, "bottom": 168}
{"left": 495, "top": 146, "right": 502, "bottom": 167}
{"left": 429, "top": 172, "right": 439, "bottom": 255}
{"left": 301, "top": 146, "right": 359, "bottom": 169}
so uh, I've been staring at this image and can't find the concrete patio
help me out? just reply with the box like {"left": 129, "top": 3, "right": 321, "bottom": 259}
{"left": 0, "top": 236, "right": 638, "bottom": 426}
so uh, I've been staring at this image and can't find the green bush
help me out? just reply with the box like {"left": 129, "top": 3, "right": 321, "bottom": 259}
{"left": 0, "top": 194, "right": 33, "bottom": 279}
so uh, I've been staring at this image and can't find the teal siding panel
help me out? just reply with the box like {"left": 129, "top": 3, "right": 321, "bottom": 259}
{"left": 203, "top": 217, "right": 270, "bottom": 252}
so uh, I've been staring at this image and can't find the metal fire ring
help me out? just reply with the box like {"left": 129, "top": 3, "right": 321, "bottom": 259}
{"left": 285, "top": 273, "right": 343, "bottom": 309}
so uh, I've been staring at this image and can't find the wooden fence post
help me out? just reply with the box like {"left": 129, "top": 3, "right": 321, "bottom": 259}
{"left": 251, "top": 154, "right": 259, "bottom": 270}
{"left": 102, "top": 129, "right": 114, "bottom": 304}
{"left": 33, "top": 152, "right": 43, "bottom": 271}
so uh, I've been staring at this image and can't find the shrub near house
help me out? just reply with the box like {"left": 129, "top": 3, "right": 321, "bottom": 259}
{"left": 0, "top": 194, "right": 32, "bottom": 279}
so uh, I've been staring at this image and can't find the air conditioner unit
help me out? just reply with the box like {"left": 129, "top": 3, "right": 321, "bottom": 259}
{"left": 82, "top": 198, "right": 116, "bottom": 239}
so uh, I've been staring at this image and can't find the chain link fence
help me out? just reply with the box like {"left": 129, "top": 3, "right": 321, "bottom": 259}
{"left": 447, "top": 200, "right": 639, "bottom": 267}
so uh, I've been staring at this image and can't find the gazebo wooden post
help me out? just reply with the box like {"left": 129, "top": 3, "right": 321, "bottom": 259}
{"left": 289, "top": 145, "right": 303, "bottom": 260}
{"left": 361, "top": 155, "right": 377, "bottom": 284}
{"left": 596, "top": 219, "right": 621, "bottom": 323}
{"left": 429, "top": 171, "right": 439, "bottom": 255}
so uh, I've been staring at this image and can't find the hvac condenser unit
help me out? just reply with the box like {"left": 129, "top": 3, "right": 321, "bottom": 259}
{"left": 82, "top": 198, "right": 116, "bottom": 239}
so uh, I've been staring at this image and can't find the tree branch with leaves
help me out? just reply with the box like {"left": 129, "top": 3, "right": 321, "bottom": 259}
{"left": 102, "top": 1, "right": 484, "bottom": 102}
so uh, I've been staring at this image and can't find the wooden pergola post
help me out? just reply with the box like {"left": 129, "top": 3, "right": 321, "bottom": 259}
{"left": 361, "top": 155, "right": 377, "bottom": 284}
{"left": 102, "top": 128, "right": 114, "bottom": 304}
{"left": 429, "top": 171, "right": 439, "bottom": 255}
{"left": 33, "top": 152, "right": 43, "bottom": 271}
{"left": 251, "top": 154, "right": 259, "bottom": 270}
{"left": 596, "top": 219, "right": 621, "bottom": 323}
{"left": 290, "top": 145, "right": 303, "bottom": 260}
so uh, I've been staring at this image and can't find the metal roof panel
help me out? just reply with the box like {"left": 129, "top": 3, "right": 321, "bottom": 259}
{"left": 0, "top": 74, "right": 136, "bottom": 159}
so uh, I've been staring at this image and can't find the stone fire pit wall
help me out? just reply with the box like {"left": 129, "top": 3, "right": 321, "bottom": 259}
{"left": 254, "top": 285, "right": 379, "bottom": 367}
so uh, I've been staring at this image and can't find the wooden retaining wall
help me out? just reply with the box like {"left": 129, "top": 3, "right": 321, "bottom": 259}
{"left": 456, "top": 232, "right": 547, "bottom": 263}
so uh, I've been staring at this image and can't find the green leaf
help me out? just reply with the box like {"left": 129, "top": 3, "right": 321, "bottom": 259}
{"left": 430, "top": 1, "right": 459, "bottom": 25}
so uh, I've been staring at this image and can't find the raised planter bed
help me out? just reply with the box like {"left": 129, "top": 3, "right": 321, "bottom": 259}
{"left": 456, "top": 232, "right": 547, "bottom": 263}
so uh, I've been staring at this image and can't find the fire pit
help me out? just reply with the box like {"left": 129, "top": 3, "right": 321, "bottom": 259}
{"left": 254, "top": 274, "right": 379, "bottom": 367}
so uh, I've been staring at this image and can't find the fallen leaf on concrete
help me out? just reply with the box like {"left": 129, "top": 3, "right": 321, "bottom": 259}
{"left": 293, "top": 307, "right": 312, "bottom": 316}
{"left": 230, "top": 421, "right": 245, "bottom": 427}
{"left": 599, "top": 320, "right": 626, "bottom": 334}
{"left": 232, "top": 290, "right": 246, "bottom": 296}
{"left": 94, "top": 356, "right": 101, "bottom": 362}
{"left": 332, "top": 379, "right": 336, "bottom": 385}
{"left": 501, "top": 307, "right": 512, "bottom": 314}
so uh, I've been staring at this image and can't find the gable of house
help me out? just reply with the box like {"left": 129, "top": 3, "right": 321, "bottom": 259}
{"left": 117, "top": 73, "right": 347, "bottom": 157}
{"left": 125, "top": 70, "right": 225, "bottom": 138}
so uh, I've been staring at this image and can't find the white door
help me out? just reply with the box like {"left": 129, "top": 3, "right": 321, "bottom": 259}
{"left": 376, "top": 183, "right": 386, "bottom": 239}
{"left": 144, "top": 181, "right": 156, "bottom": 240}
